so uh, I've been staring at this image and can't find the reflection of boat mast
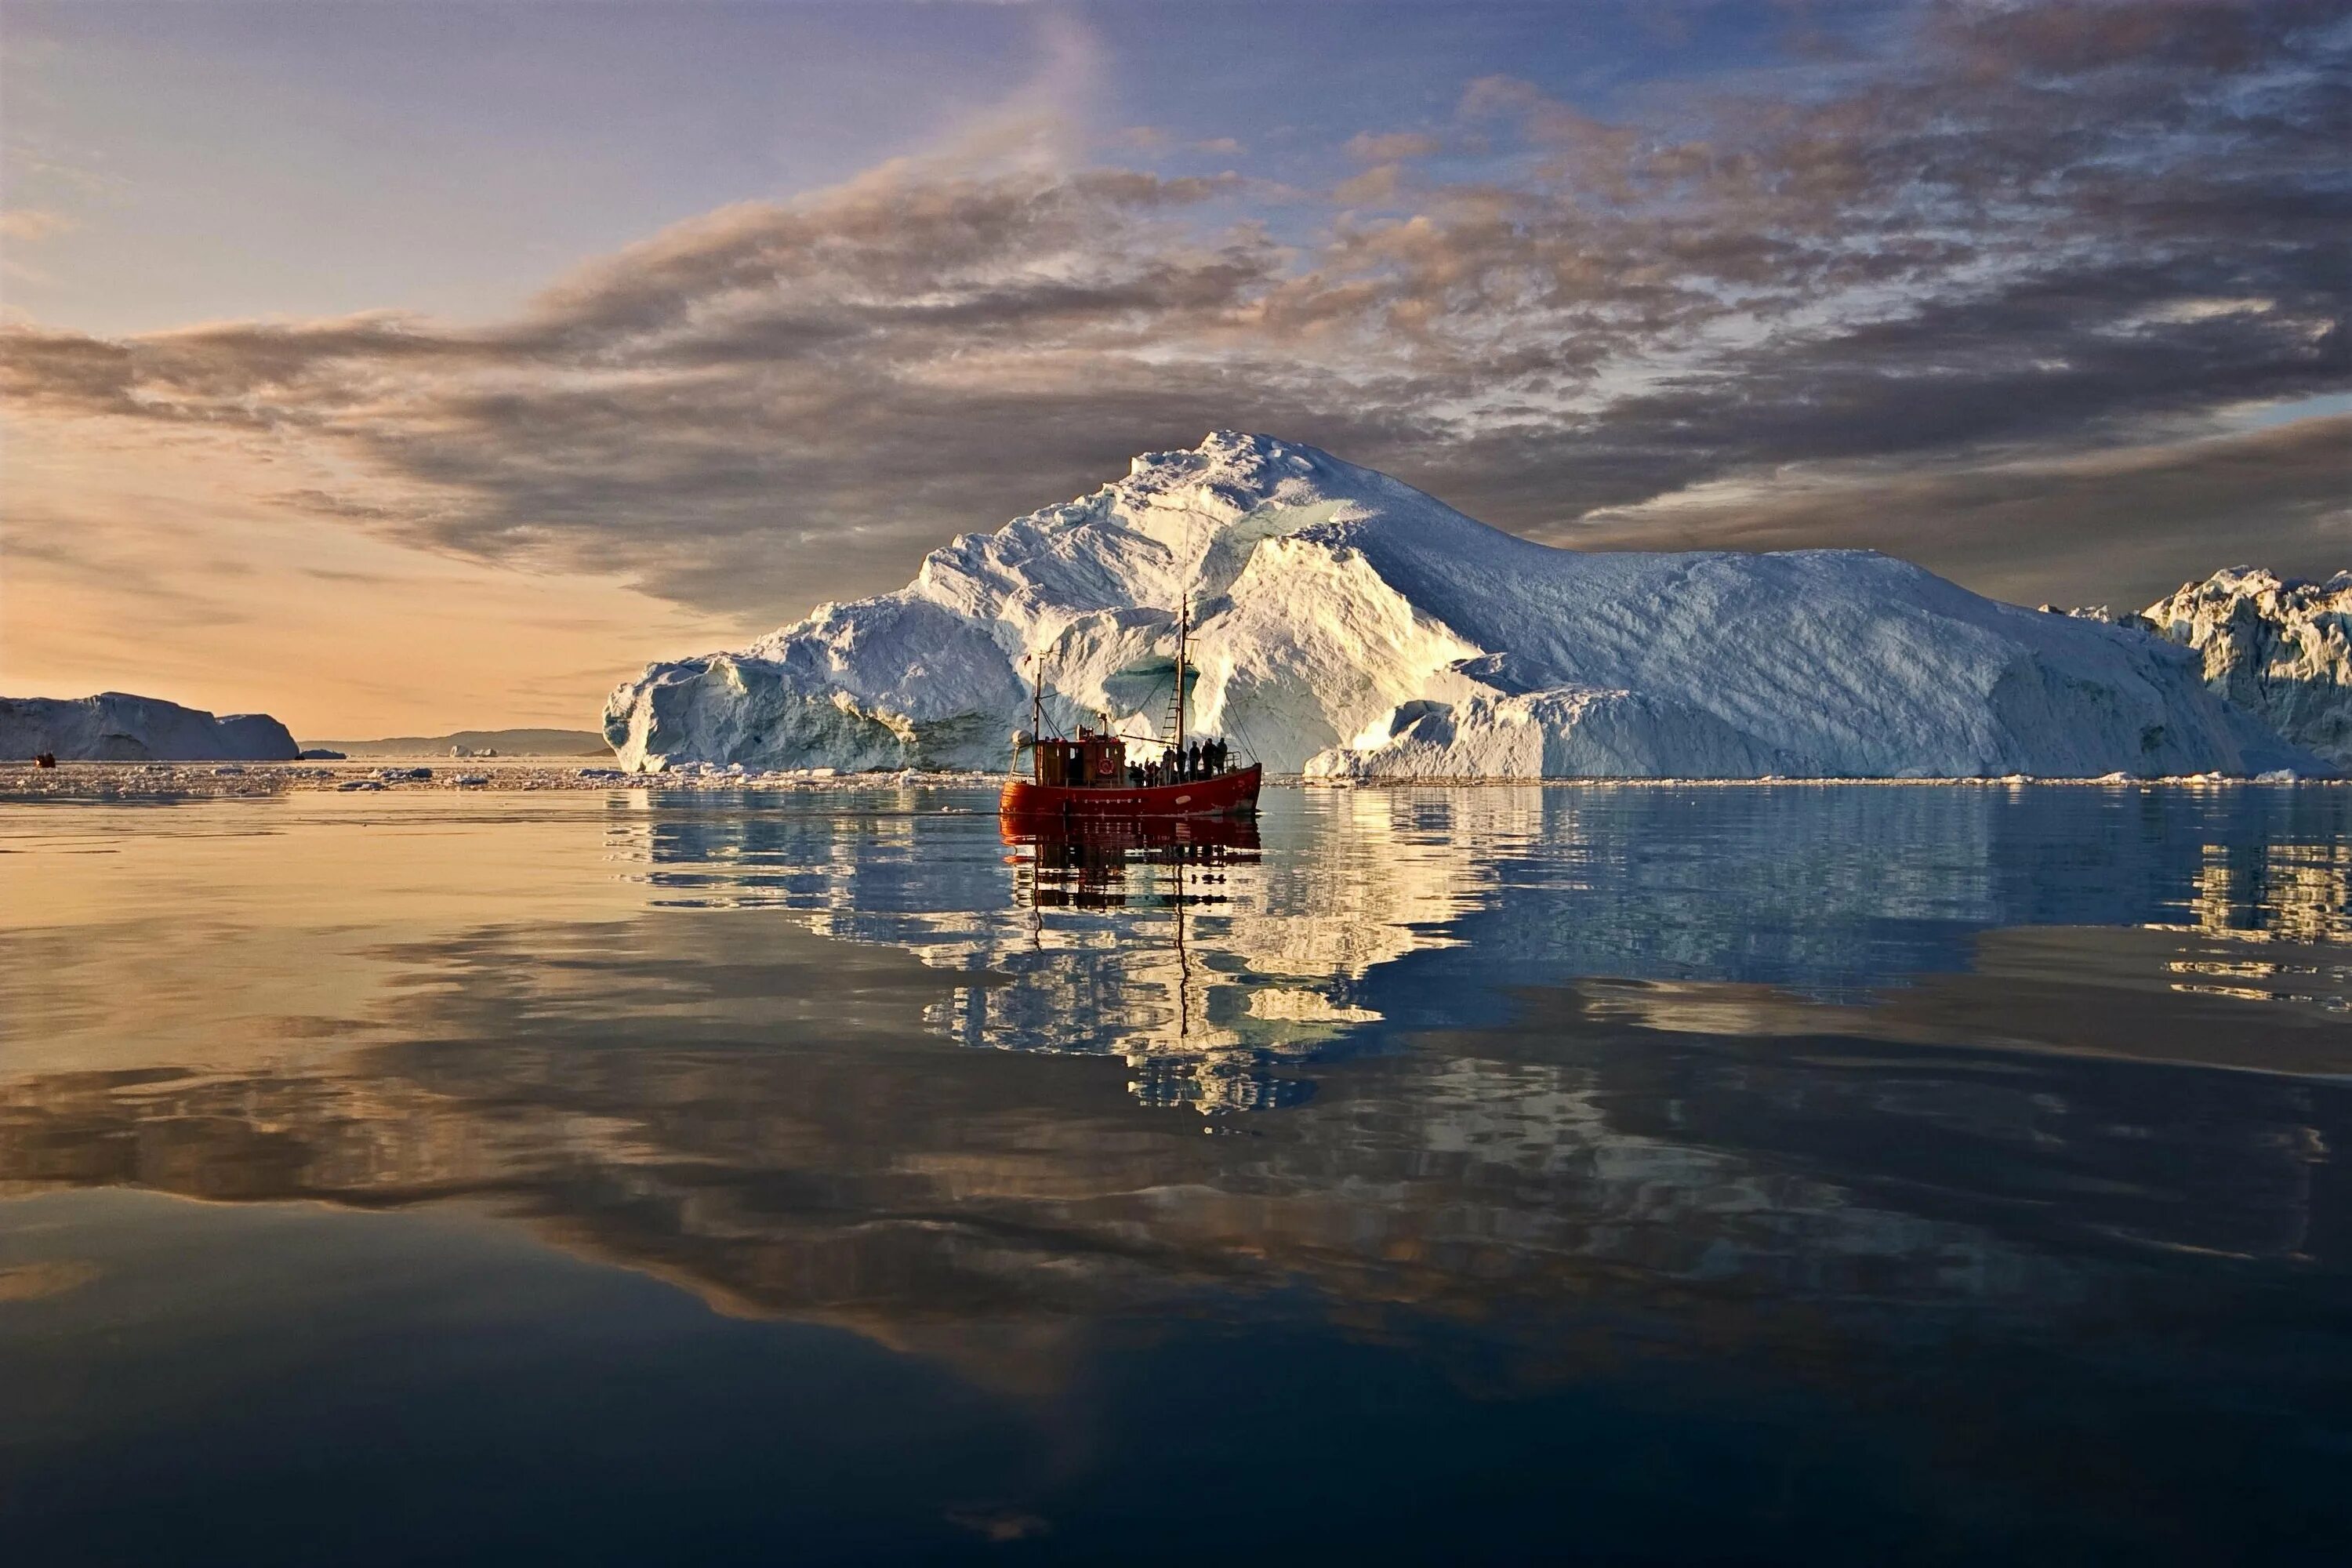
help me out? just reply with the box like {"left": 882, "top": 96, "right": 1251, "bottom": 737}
{"left": 1174, "top": 848, "right": 1191, "bottom": 1040}
{"left": 1026, "top": 856, "right": 1044, "bottom": 950}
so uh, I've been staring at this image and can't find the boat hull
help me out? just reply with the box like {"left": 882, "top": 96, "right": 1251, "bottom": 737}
{"left": 1000, "top": 764, "right": 1261, "bottom": 820}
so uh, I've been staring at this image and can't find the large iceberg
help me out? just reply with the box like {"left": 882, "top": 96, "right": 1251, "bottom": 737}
{"left": 1, "top": 692, "right": 298, "bottom": 761}
{"left": 605, "top": 432, "right": 2319, "bottom": 779}
{"left": 2131, "top": 568, "right": 2351, "bottom": 767}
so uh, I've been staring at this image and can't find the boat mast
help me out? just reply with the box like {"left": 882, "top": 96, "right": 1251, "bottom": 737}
{"left": 1030, "top": 658, "right": 1044, "bottom": 780}
{"left": 1173, "top": 594, "right": 1187, "bottom": 754}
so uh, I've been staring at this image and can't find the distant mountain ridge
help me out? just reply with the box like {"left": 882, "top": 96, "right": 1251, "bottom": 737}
{"left": 604, "top": 432, "right": 2320, "bottom": 779}
{"left": 307, "top": 728, "right": 610, "bottom": 757}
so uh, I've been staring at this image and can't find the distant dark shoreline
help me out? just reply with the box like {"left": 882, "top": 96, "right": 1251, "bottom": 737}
{"left": 303, "top": 728, "right": 610, "bottom": 758}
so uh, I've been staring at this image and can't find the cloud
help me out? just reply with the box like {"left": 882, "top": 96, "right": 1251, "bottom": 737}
{"left": 1558, "top": 413, "right": 2352, "bottom": 613}
{"left": 4, "top": 0, "right": 2346, "bottom": 622}
{"left": 1332, "top": 162, "right": 1411, "bottom": 206}
{"left": 0, "top": 209, "right": 76, "bottom": 242}
{"left": 1345, "top": 130, "right": 1442, "bottom": 162}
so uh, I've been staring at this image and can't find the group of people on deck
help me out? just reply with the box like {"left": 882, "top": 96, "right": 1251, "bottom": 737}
{"left": 1129, "top": 737, "right": 1230, "bottom": 789}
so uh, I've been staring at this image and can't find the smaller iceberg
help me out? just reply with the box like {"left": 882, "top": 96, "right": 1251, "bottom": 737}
{"left": 1, "top": 692, "right": 299, "bottom": 761}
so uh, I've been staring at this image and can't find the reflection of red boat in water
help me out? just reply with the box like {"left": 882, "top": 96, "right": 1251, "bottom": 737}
{"left": 1000, "top": 596, "right": 1262, "bottom": 822}
{"left": 999, "top": 813, "right": 1261, "bottom": 854}
{"left": 1000, "top": 811, "right": 1261, "bottom": 910}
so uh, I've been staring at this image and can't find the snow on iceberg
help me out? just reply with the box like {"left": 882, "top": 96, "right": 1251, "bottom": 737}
{"left": 1, "top": 692, "right": 299, "bottom": 761}
{"left": 2133, "top": 567, "right": 2352, "bottom": 767}
{"left": 604, "top": 432, "right": 2322, "bottom": 780}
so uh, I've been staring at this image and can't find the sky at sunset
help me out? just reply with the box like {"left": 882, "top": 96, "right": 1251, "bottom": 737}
{"left": 3, "top": 0, "right": 2346, "bottom": 737}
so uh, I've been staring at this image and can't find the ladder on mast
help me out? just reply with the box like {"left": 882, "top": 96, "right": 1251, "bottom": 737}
{"left": 1162, "top": 596, "right": 1188, "bottom": 751}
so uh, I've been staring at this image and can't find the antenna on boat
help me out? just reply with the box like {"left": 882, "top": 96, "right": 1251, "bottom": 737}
{"left": 1014, "top": 654, "right": 1049, "bottom": 776}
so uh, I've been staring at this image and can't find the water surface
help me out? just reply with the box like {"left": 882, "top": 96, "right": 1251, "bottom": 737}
{"left": 2, "top": 784, "right": 2347, "bottom": 1564}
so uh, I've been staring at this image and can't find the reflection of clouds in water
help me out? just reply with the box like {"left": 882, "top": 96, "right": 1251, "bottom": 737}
{"left": 5, "top": 943, "right": 2336, "bottom": 1370}
{"left": 4, "top": 800, "right": 2348, "bottom": 1568}
{"left": 0, "top": 1260, "right": 101, "bottom": 1301}
{"left": 2, "top": 787, "right": 2347, "bottom": 1398}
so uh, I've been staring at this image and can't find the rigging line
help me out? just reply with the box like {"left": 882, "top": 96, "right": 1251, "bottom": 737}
{"left": 1022, "top": 656, "right": 1074, "bottom": 743}
{"left": 1093, "top": 675, "right": 1174, "bottom": 755}
{"left": 1223, "top": 706, "right": 1269, "bottom": 768}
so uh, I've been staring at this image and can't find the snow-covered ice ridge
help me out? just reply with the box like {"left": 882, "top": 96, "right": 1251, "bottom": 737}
{"left": 605, "top": 432, "right": 2324, "bottom": 780}
{"left": 1, "top": 692, "right": 297, "bottom": 761}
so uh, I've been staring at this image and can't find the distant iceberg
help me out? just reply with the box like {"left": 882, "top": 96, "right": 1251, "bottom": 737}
{"left": 604, "top": 432, "right": 2321, "bottom": 779}
{"left": 2, "top": 692, "right": 298, "bottom": 761}
{"left": 2131, "top": 568, "right": 2351, "bottom": 767}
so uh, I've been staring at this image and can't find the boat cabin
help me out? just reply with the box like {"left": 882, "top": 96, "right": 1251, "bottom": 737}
{"left": 1032, "top": 729, "right": 1127, "bottom": 789}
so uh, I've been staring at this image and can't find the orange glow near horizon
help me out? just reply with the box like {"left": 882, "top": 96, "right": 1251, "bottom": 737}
{"left": 1, "top": 415, "right": 755, "bottom": 738}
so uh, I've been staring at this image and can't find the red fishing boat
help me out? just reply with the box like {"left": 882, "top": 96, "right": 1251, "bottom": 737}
{"left": 1000, "top": 599, "right": 1262, "bottom": 822}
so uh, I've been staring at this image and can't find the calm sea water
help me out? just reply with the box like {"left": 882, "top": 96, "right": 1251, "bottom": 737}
{"left": 2, "top": 783, "right": 2348, "bottom": 1565}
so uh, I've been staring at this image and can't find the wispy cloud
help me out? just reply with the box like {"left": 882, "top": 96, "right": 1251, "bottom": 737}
{"left": 1566, "top": 413, "right": 2352, "bottom": 611}
{"left": 0, "top": 209, "right": 77, "bottom": 242}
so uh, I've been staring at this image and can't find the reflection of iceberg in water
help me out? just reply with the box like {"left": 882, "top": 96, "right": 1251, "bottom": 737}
{"left": 971, "top": 802, "right": 1534, "bottom": 1112}
{"left": 616, "top": 784, "right": 2352, "bottom": 1108}
{"left": 1355, "top": 784, "right": 2352, "bottom": 1031}
{"left": 617, "top": 789, "right": 1509, "bottom": 1112}
{"left": 959, "top": 817, "right": 1313, "bottom": 1113}
{"left": 2161, "top": 837, "right": 2352, "bottom": 1010}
